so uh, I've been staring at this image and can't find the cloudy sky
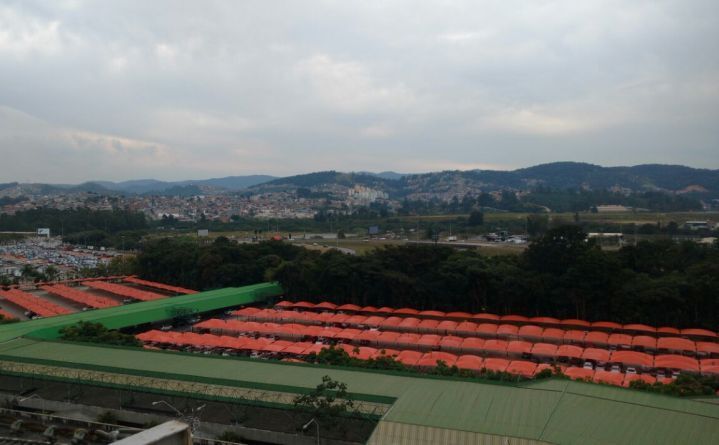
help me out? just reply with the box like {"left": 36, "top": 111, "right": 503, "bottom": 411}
{"left": 1, "top": 0, "right": 717, "bottom": 183}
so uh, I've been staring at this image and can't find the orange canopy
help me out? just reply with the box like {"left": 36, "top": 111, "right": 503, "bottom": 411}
{"left": 591, "top": 321, "right": 622, "bottom": 330}
{"left": 497, "top": 324, "right": 519, "bottom": 336}
{"left": 506, "top": 360, "right": 537, "bottom": 377}
{"left": 398, "top": 317, "right": 421, "bottom": 329}
{"left": 518, "top": 325, "right": 543, "bottom": 338}
{"left": 455, "top": 321, "right": 479, "bottom": 334}
{"left": 394, "top": 307, "right": 420, "bottom": 315}
{"left": 607, "top": 333, "right": 633, "bottom": 347}
{"left": 564, "top": 367, "right": 594, "bottom": 381}
{"left": 476, "top": 323, "right": 499, "bottom": 335}
{"left": 363, "top": 316, "right": 385, "bottom": 327}
{"left": 507, "top": 340, "right": 532, "bottom": 355}
{"left": 446, "top": 311, "right": 472, "bottom": 319}
{"left": 623, "top": 323, "right": 656, "bottom": 334}
{"left": 483, "top": 339, "right": 509, "bottom": 354}
{"left": 623, "top": 373, "right": 657, "bottom": 387}
{"left": 439, "top": 336, "right": 464, "bottom": 350}
{"left": 419, "top": 310, "right": 445, "bottom": 317}
{"left": 631, "top": 335, "right": 657, "bottom": 349}
{"left": 582, "top": 348, "right": 610, "bottom": 362}
{"left": 610, "top": 350, "right": 654, "bottom": 368}
{"left": 564, "top": 330, "right": 586, "bottom": 343}
{"left": 437, "top": 320, "right": 459, "bottom": 332}
{"left": 697, "top": 342, "right": 719, "bottom": 355}
{"left": 531, "top": 343, "right": 558, "bottom": 357}
{"left": 654, "top": 354, "right": 699, "bottom": 372}
{"left": 417, "top": 351, "right": 457, "bottom": 367}
{"left": 395, "top": 350, "right": 423, "bottom": 366}
{"left": 557, "top": 345, "right": 584, "bottom": 359}
{"left": 501, "top": 315, "right": 529, "bottom": 323}
{"left": 657, "top": 337, "right": 696, "bottom": 353}
{"left": 593, "top": 370, "right": 624, "bottom": 386}
{"left": 585, "top": 331, "right": 609, "bottom": 345}
{"left": 334, "top": 328, "right": 363, "bottom": 341}
{"left": 460, "top": 337, "right": 486, "bottom": 352}
{"left": 351, "top": 347, "right": 378, "bottom": 360}
{"left": 680, "top": 328, "right": 717, "bottom": 338}
{"left": 471, "top": 312, "right": 500, "bottom": 321}
{"left": 530, "top": 316, "right": 560, "bottom": 325}
{"left": 373, "top": 348, "right": 400, "bottom": 359}
{"left": 379, "top": 317, "right": 404, "bottom": 328}
{"left": 417, "top": 334, "right": 442, "bottom": 348}
{"left": 483, "top": 358, "right": 510, "bottom": 372}
{"left": 345, "top": 315, "right": 368, "bottom": 325}
{"left": 395, "top": 333, "right": 422, "bottom": 346}
{"left": 417, "top": 319, "right": 440, "bottom": 330}
{"left": 541, "top": 328, "right": 565, "bottom": 341}
{"left": 455, "top": 355, "right": 484, "bottom": 371}
{"left": 561, "top": 319, "right": 591, "bottom": 328}
{"left": 356, "top": 330, "right": 381, "bottom": 342}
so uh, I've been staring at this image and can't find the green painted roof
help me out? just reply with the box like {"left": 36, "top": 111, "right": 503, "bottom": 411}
{"left": 0, "top": 338, "right": 717, "bottom": 444}
{"left": 1, "top": 282, "right": 718, "bottom": 444}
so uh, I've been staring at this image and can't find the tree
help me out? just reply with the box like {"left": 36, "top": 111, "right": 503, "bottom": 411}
{"left": 525, "top": 225, "right": 594, "bottom": 275}
{"left": 467, "top": 210, "right": 484, "bottom": 226}
{"left": 293, "top": 376, "right": 355, "bottom": 426}
{"left": 60, "top": 321, "right": 140, "bottom": 347}
{"left": 526, "top": 215, "right": 549, "bottom": 238}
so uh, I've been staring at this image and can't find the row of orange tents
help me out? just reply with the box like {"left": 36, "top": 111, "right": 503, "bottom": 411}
{"left": 41, "top": 284, "right": 120, "bottom": 309}
{"left": 137, "top": 329, "right": 675, "bottom": 388}
{"left": 124, "top": 277, "right": 197, "bottom": 295}
{"left": 0, "top": 288, "right": 73, "bottom": 317}
{"left": 273, "top": 301, "right": 717, "bottom": 339}
{"left": 194, "top": 318, "right": 719, "bottom": 374}
{"left": 232, "top": 309, "right": 719, "bottom": 358}
{"left": 82, "top": 281, "right": 165, "bottom": 301}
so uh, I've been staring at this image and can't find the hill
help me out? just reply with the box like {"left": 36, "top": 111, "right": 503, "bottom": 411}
{"left": 253, "top": 162, "right": 719, "bottom": 199}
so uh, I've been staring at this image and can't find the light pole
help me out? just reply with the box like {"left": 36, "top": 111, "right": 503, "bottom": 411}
{"left": 152, "top": 401, "right": 205, "bottom": 433}
{"left": 302, "top": 417, "right": 320, "bottom": 445}
{"left": 151, "top": 400, "right": 182, "bottom": 416}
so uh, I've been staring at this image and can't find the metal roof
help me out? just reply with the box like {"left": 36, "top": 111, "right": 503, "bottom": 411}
{"left": 0, "top": 338, "right": 718, "bottom": 444}
{"left": 1, "top": 283, "right": 718, "bottom": 444}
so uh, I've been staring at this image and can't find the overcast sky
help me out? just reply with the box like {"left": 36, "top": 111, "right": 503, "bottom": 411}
{"left": 1, "top": 0, "right": 717, "bottom": 183}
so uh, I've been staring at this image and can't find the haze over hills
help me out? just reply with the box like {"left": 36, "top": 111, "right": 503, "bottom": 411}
{"left": 1, "top": 163, "right": 719, "bottom": 199}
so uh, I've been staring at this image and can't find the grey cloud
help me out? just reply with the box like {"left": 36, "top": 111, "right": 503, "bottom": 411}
{"left": 0, "top": 0, "right": 717, "bottom": 182}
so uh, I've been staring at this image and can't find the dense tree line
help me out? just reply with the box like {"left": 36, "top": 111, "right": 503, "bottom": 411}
{"left": 135, "top": 228, "right": 719, "bottom": 329}
{"left": 397, "top": 188, "right": 702, "bottom": 215}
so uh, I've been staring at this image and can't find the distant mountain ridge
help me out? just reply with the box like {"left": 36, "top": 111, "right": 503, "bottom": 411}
{"left": 253, "top": 162, "right": 719, "bottom": 199}
{"left": 1, "top": 163, "right": 718, "bottom": 198}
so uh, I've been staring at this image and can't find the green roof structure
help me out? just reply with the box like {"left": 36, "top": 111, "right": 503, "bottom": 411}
{"left": 0, "top": 282, "right": 718, "bottom": 444}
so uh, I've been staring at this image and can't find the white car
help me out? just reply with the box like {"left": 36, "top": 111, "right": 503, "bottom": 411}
{"left": 625, "top": 367, "right": 637, "bottom": 375}
{"left": 610, "top": 364, "right": 621, "bottom": 373}
{"left": 583, "top": 361, "right": 594, "bottom": 370}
